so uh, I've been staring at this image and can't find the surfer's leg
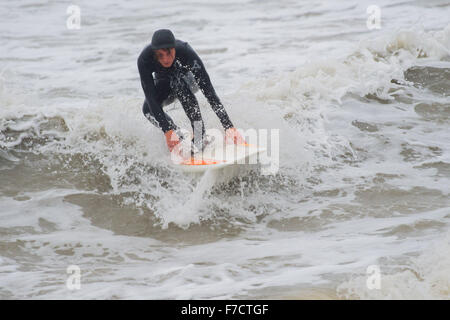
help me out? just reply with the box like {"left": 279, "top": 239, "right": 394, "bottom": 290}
{"left": 142, "top": 100, "right": 178, "bottom": 129}
{"left": 142, "top": 77, "right": 177, "bottom": 129}
{"left": 171, "top": 78, "right": 206, "bottom": 150}
{"left": 184, "top": 71, "right": 199, "bottom": 95}
{"left": 155, "top": 75, "right": 177, "bottom": 107}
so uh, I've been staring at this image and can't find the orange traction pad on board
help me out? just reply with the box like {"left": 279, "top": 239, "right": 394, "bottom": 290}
{"left": 180, "top": 158, "right": 226, "bottom": 166}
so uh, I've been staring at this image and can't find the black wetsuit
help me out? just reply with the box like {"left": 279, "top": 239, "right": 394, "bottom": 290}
{"left": 137, "top": 40, "right": 234, "bottom": 137}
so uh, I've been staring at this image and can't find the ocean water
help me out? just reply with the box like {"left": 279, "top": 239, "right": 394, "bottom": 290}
{"left": 0, "top": 0, "right": 449, "bottom": 299}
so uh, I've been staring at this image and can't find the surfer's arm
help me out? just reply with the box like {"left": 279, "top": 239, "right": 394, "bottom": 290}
{"left": 184, "top": 44, "right": 234, "bottom": 130}
{"left": 137, "top": 56, "right": 176, "bottom": 133}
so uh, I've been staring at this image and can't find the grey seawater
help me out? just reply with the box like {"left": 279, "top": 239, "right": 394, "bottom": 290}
{"left": 1, "top": 0, "right": 449, "bottom": 299}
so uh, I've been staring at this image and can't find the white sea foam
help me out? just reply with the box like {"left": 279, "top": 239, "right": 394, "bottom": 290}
{"left": 337, "top": 231, "right": 450, "bottom": 299}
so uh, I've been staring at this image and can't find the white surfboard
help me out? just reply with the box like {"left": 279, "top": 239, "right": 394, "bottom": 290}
{"left": 172, "top": 138, "right": 266, "bottom": 173}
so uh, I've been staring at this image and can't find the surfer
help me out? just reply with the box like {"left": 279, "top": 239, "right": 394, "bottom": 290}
{"left": 138, "top": 29, "right": 245, "bottom": 154}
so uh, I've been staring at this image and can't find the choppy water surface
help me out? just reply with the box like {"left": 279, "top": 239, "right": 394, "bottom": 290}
{"left": 1, "top": 0, "right": 449, "bottom": 299}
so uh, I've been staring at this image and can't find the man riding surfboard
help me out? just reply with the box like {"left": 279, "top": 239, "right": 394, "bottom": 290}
{"left": 137, "top": 29, "right": 245, "bottom": 154}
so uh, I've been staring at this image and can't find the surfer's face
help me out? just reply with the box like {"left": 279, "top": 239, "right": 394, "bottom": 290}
{"left": 155, "top": 48, "right": 175, "bottom": 68}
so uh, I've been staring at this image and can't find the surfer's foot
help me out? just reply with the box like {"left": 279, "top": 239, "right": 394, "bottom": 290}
{"left": 175, "top": 128, "right": 186, "bottom": 141}
{"left": 191, "top": 134, "right": 214, "bottom": 154}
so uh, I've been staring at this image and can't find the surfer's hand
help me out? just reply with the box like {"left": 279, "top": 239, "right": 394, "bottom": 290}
{"left": 165, "top": 129, "right": 181, "bottom": 152}
{"left": 225, "top": 127, "right": 246, "bottom": 145}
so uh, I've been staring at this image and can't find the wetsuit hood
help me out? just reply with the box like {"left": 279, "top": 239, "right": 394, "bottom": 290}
{"left": 151, "top": 29, "right": 176, "bottom": 50}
